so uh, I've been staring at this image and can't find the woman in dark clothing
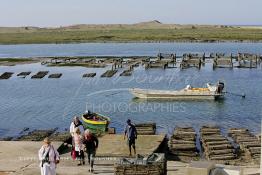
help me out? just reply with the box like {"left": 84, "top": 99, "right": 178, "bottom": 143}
{"left": 83, "top": 129, "right": 99, "bottom": 173}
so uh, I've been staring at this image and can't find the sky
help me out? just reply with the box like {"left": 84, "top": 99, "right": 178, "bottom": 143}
{"left": 0, "top": 0, "right": 262, "bottom": 27}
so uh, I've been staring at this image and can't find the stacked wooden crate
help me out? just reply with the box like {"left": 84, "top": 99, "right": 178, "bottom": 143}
{"left": 169, "top": 127, "right": 198, "bottom": 160}
{"left": 135, "top": 123, "right": 156, "bottom": 135}
{"left": 200, "top": 126, "right": 236, "bottom": 161}
{"left": 228, "top": 128, "right": 261, "bottom": 164}
{"left": 114, "top": 153, "right": 166, "bottom": 175}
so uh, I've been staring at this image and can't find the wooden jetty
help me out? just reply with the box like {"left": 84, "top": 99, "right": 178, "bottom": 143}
{"left": 83, "top": 72, "right": 96, "bottom": 78}
{"left": 228, "top": 128, "right": 261, "bottom": 164}
{"left": 135, "top": 123, "right": 156, "bottom": 135}
{"left": 0, "top": 72, "right": 14, "bottom": 79}
{"left": 213, "top": 54, "right": 233, "bottom": 69}
{"left": 17, "top": 72, "right": 31, "bottom": 78}
{"left": 169, "top": 127, "right": 198, "bottom": 161}
{"left": 101, "top": 70, "right": 118, "bottom": 77}
{"left": 31, "top": 71, "right": 49, "bottom": 79}
{"left": 200, "top": 126, "right": 236, "bottom": 162}
{"left": 48, "top": 73, "right": 62, "bottom": 78}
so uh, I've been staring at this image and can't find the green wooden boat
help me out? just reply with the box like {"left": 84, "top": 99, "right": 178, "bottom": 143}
{"left": 82, "top": 112, "right": 110, "bottom": 133}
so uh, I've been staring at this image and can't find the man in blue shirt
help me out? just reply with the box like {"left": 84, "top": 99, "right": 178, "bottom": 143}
{"left": 124, "top": 119, "right": 137, "bottom": 156}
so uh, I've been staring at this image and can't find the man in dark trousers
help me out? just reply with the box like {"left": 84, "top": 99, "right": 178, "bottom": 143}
{"left": 124, "top": 119, "right": 137, "bottom": 156}
{"left": 83, "top": 129, "right": 99, "bottom": 173}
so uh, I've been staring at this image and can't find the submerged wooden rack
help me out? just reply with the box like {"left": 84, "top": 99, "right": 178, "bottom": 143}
{"left": 101, "top": 70, "right": 118, "bottom": 77}
{"left": 0, "top": 72, "right": 14, "bottom": 79}
{"left": 31, "top": 71, "right": 49, "bottom": 79}
{"left": 83, "top": 73, "right": 96, "bottom": 78}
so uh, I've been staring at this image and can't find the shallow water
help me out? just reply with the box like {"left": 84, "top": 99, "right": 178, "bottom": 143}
{"left": 0, "top": 43, "right": 261, "bottom": 137}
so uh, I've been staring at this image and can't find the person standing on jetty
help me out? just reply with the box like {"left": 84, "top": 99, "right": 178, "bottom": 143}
{"left": 83, "top": 129, "right": 99, "bottom": 173}
{"left": 38, "top": 137, "right": 60, "bottom": 175}
{"left": 70, "top": 116, "right": 84, "bottom": 138}
{"left": 124, "top": 119, "right": 138, "bottom": 156}
{"left": 74, "top": 127, "right": 85, "bottom": 166}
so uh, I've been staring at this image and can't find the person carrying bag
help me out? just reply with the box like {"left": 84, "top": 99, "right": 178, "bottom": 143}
{"left": 39, "top": 137, "right": 60, "bottom": 175}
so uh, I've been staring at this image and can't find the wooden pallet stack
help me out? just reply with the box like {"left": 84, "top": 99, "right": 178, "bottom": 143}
{"left": 169, "top": 127, "right": 198, "bottom": 160}
{"left": 114, "top": 153, "right": 166, "bottom": 175}
{"left": 135, "top": 123, "right": 156, "bottom": 135}
{"left": 228, "top": 128, "right": 261, "bottom": 164}
{"left": 200, "top": 126, "right": 236, "bottom": 161}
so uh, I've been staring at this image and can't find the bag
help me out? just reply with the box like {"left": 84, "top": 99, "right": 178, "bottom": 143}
{"left": 71, "top": 147, "right": 76, "bottom": 160}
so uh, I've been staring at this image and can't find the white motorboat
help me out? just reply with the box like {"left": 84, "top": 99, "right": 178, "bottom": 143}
{"left": 130, "top": 82, "right": 225, "bottom": 100}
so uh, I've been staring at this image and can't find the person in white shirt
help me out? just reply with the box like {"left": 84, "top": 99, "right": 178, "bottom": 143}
{"left": 70, "top": 116, "right": 84, "bottom": 137}
{"left": 38, "top": 137, "right": 60, "bottom": 175}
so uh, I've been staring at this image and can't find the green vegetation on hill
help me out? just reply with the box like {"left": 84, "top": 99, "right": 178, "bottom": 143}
{"left": 0, "top": 22, "right": 262, "bottom": 44}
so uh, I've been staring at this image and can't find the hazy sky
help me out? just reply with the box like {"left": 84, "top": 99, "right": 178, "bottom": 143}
{"left": 1, "top": 0, "right": 262, "bottom": 27}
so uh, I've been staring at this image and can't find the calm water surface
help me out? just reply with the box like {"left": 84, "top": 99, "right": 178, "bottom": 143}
{"left": 0, "top": 42, "right": 262, "bottom": 57}
{"left": 0, "top": 43, "right": 261, "bottom": 137}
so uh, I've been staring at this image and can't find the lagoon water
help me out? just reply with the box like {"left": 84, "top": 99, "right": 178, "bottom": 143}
{"left": 1, "top": 42, "right": 262, "bottom": 57}
{"left": 0, "top": 43, "right": 261, "bottom": 137}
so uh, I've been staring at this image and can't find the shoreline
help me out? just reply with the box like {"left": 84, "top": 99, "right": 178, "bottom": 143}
{"left": 1, "top": 40, "right": 262, "bottom": 45}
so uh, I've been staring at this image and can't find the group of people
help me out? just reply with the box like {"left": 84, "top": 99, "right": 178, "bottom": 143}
{"left": 69, "top": 116, "right": 99, "bottom": 172}
{"left": 38, "top": 116, "right": 137, "bottom": 175}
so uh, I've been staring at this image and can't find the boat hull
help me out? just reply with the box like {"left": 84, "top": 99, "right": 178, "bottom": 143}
{"left": 130, "top": 88, "right": 223, "bottom": 100}
{"left": 82, "top": 113, "right": 110, "bottom": 133}
{"left": 82, "top": 122, "right": 108, "bottom": 132}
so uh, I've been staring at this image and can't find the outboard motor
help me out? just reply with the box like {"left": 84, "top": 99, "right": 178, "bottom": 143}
{"left": 217, "top": 81, "right": 224, "bottom": 93}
